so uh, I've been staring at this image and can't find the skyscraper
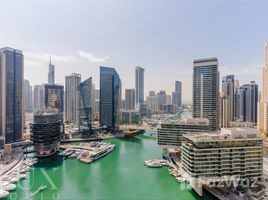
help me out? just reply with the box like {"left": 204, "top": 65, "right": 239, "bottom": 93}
{"left": 135, "top": 66, "right": 145, "bottom": 107}
{"left": 0, "top": 47, "right": 24, "bottom": 144}
{"left": 258, "top": 42, "right": 268, "bottom": 135}
{"left": 44, "top": 84, "right": 64, "bottom": 134}
{"left": 240, "top": 81, "right": 258, "bottom": 124}
{"left": 65, "top": 73, "right": 81, "bottom": 126}
{"left": 172, "top": 81, "right": 182, "bottom": 108}
{"left": 100, "top": 66, "right": 121, "bottom": 130}
{"left": 33, "top": 85, "right": 45, "bottom": 112}
{"left": 48, "top": 56, "right": 55, "bottom": 85}
{"left": 234, "top": 80, "right": 241, "bottom": 121}
{"left": 24, "top": 79, "right": 33, "bottom": 112}
{"left": 125, "top": 89, "right": 135, "bottom": 110}
{"left": 156, "top": 90, "right": 167, "bottom": 111}
{"left": 78, "top": 77, "right": 92, "bottom": 133}
{"left": 44, "top": 84, "right": 64, "bottom": 113}
{"left": 193, "top": 58, "right": 219, "bottom": 131}
{"left": 221, "top": 75, "right": 235, "bottom": 127}
{"left": 146, "top": 96, "right": 158, "bottom": 113}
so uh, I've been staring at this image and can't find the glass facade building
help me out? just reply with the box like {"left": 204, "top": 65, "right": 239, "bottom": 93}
{"left": 172, "top": 81, "right": 182, "bottom": 108}
{"left": 100, "top": 66, "right": 121, "bottom": 130}
{"left": 44, "top": 84, "right": 64, "bottom": 134}
{"left": 193, "top": 58, "right": 219, "bottom": 131}
{"left": 79, "top": 77, "right": 92, "bottom": 134}
{"left": 240, "top": 81, "right": 258, "bottom": 124}
{"left": 44, "top": 84, "right": 64, "bottom": 113}
{"left": 0, "top": 47, "right": 24, "bottom": 144}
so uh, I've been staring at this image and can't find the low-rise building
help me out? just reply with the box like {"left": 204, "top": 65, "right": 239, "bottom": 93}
{"left": 181, "top": 128, "right": 263, "bottom": 196}
{"left": 158, "top": 118, "right": 209, "bottom": 148}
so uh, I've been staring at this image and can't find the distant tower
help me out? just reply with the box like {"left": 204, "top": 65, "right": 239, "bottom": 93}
{"left": 135, "top": 66, "right": 145, "bottom": 108}
{"left": 172, "top": 81, "right": 182, "bottom": 108}
{"left": 258, "top": 42, "right": 268, "bottom": 135}
{"left": 240, "top": 82, "right": 258, "bottom": 123}
{"left": 48, "top": 56, "right": 55, "bottom": 85}
{"left": 193, "top": 58, "right": 219, "bottom": 131}
{"left": 221, "top": 75, "right": 235, "bottom": 127}
{"left": 125, "top": 89, "right": 135, "bottom": 110}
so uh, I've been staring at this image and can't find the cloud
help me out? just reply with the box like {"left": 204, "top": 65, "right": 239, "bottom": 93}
{"left": 24, "top": 51, "right": 76, "bottom": 63}
{"left": 77, "top": 50, "right": 109, "bottom": 63}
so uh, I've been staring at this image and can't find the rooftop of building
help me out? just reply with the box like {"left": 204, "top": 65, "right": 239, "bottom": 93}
{"left": 34, "top": 109, "right": 59, "bottom": 116}
{"left": 184, "top": 128, "right": 260, "bottom": 142}
{"left": 193, "top": 57, "right": 218, "bottom": 63}
{"left": 0, "top": 47, "right": 23, "bottom": 54}
{"left": 120, "top": 109, "right": 140, "bottom": 113}
{"left": 161, "top": 118, "right": 209, "bottom": 126}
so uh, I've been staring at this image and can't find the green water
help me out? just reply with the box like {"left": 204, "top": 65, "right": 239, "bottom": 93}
{"left": 5, "top": 136, "right": 215, "bottom": 200}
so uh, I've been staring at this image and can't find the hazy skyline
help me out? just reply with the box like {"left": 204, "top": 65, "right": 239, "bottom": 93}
{"left": 1, "top": 0, "right": 267, "bottom": 102}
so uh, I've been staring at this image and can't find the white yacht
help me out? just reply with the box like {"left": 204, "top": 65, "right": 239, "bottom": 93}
{"left": 19, "top": 173, "right": 27, "bottom": 179}
{"left": 0, "top": 188, "right": 9, "bottom": 198}
{"left": 91, "top": 144, "right": 115, "bottom": 161}
{"left": 0, "top": 181, "right": 16, "bottom": 191}
{"left": 8, "top": 176, "right": 20, "bottom": 183}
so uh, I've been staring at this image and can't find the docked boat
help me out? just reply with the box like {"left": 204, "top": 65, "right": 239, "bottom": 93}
{"left": 0, "top": 189, "right": 9, "bottom": 198}
{"left": 123, "top": 129, "right": 144, "bottom": 138}
{"left": 176, "top": 177, "right": 186, "bottom": 183}
{"left": 147, "top": 163, "right": 162, "bottom": 168}
{"left": 79, "top": 157, "right": 92, "bottom": 164}
{"left": 91, "top": 144, "right": 115, "bottom": 161}
{"left": 19, "top": 174, "right": 27, "bottom": 179}
{"left": 8, "top": 176, "right": 20, "bottom": 183}
{"left": 0, "top": 181, "right": 16, "bottom": 191}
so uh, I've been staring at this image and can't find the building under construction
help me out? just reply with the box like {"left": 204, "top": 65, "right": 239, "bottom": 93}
{"left": 30, "top": 109, "right": 61, "bottom": 157}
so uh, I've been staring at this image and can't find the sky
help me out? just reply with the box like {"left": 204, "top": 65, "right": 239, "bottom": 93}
{"left": 0, "top": 0, "right": 267, "bottom": 103}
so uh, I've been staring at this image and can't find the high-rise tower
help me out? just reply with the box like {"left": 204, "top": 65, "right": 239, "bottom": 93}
{"left": 65, "top": 73, "right": 81, "bottom": 126}
{"left": 135, "top": 66, "right": 145, "bottom": 108}
{"left": 258, "top": 42, "right": 268, "bottom": 135}
{"left": 0, "top": 47, "right": 24, "bottom": 144}
{"left": 193, "top": 58, "right": 219, "bottom": 131}
{"left": 48, "top": 56, "right": 55, "bottom": 85}
{"left": 100, "top": 66, "right": 121, "bottom": 130}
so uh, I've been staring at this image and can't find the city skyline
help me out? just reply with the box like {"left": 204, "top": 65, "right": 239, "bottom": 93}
{"left": 0, "top": 0, "right": 267, "bottom": 103}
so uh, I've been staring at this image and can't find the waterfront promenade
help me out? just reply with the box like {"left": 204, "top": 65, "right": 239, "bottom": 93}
{"left": 0, "top": 152, "right": 23, "bottom": 176}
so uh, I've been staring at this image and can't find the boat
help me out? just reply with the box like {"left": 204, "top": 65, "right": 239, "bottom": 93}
{"left": 123, "top": 129, "right": 144, "bottom": 138}
{"left": 0, "top": 181, "right": 16, "bottom": 191}
{"left": 91, "top": 144, "right": 115, "bottom": 161}
{"left": 19, "top": 174, "right": 27, "bottom": 179}
{"left": 0, "top": 175, "right": 9, "bottom": 182}
{"left": 40, "top": 185, "right": 47, "bottom": 191}
{"left": 8, "top": 176, "right": 20, "bottom": 183}
{"left": 176, "top": 177, "right": 186, "bottom": 183}
{"left": 28, "top": 185, "right": 47, "bottom": 198}
{"left": 0, "top": 189, "right": 9, "bottom": 198}
{"left": 147, "top": 162, "right": 162, "bottom": 168}
{"left": 79, "top": 157, "right": 92, "bottom": 164}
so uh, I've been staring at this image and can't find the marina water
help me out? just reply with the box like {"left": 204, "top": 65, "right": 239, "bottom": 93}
{"left": 4, "top": 135, "right": 215, "bottom": 200}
